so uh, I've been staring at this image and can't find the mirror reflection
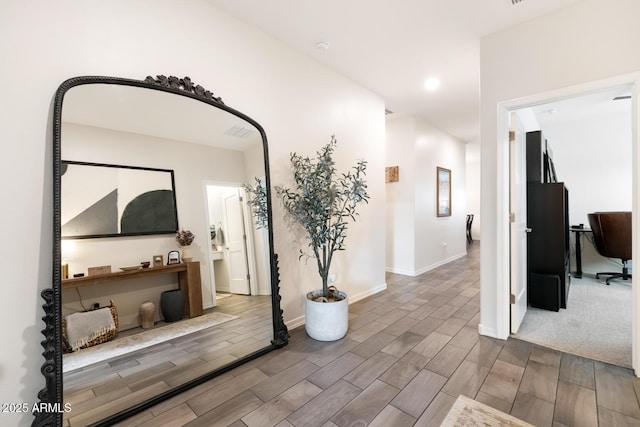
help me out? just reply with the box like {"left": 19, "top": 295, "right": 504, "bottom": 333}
{"left": 58, "top": 82, "right": 275, "bottom": 426}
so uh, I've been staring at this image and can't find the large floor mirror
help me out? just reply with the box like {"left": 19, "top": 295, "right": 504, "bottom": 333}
{"left": 35, "top": 75, "right": 288, "bottom": 427}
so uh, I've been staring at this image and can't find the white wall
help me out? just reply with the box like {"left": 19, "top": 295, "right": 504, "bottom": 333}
{"left": 386, "top": 115, "right": 467, "bottom": 276}
{"left": 385, "top": 116, "right": 417, "bottom": 274}
{"left": 540, "top": 108, "right": 632, "bottom": 276}
{"left": 0, "top": 1, "right": 386, "bottom": 425}
{"left": 479, "top": 0, "right": 640, "bottom": 339}
{"left": 466, "top": 138, "right": 481, "bottom": 241}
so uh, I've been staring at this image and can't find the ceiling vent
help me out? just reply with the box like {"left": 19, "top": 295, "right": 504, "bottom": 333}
{"left": 511, "top": 0, "right": 524, "bottom": 4}
{"left": 224, "top": 125, "right": 255, "bottom": 138}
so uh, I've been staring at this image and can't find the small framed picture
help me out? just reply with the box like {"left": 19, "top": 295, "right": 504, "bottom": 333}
{"left": 167, "top": 250, "right": 180, "bottom": 265}
{"left": 437, "top": 166, "right": 452, "bottom": 217}
{"left": 153, "top": 254, "right": 164, "bottom": 267}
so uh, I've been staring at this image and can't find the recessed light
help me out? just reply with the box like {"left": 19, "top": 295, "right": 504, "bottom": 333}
{"left": 424, "top": 77, "right": 440, "bottom": 91}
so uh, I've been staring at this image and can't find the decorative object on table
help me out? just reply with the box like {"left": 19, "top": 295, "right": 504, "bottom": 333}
{"left": 140, "top": 261, "right": 150, "bottom": 269}
{"left": 153, "top": 254, "right": 164, "bottom": 267}
{"left": 139, "top": 301, "right": 155, "bottom": 329}
{"left": 437, "top": 166, "right": 451, "bottom": 217}
{"left": 62, "top": 300, "right": 118, "bottom": 352}
{"left": 176, "top": 229, "right": 195, "bottom": 262}
{"left": 167, "top": 250, "right": 180, "bottom": 265}
{"left": 60, "top": 160, "right": 178, "bottom": 239}
{"left": 244, "top": 135, "right": 369, "bottom": 341}
{"left": 160, "top": 289, "right": 184, "bottom": 322}
{"left": 120, "top": 265, "right": 141, "bottom": 271}
{"left": 88, "top": 265, "right": 112, "bottom": 276}
{"left": 385, "top": 165, "right": 399, "bottom": 183}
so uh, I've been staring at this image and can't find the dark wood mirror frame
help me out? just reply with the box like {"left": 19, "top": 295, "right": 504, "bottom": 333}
{"left": 34, "top": 75, "right": 289, "bottom": 427}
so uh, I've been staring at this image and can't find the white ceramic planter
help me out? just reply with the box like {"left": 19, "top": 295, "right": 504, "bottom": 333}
{"left": 305, "top": 290, "right": 349, "bottom": 341}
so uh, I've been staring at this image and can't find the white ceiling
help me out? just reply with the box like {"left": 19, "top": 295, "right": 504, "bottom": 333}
{"left": 531, "top": 86, "right": 632, "bottom": 132}
{"left": 207, "top": 0, "right": 584, "bottom": 143}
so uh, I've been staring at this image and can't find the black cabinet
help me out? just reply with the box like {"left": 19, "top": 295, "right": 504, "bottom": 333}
{"left": 526, "top": 131, "right": 570, "bottom": 311}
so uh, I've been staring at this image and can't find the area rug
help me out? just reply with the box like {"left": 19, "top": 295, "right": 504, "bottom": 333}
{"left": 515, "top": 276, "right": 631, "bottom": 368}
{"left": 63, "top": 311, "right": 238, "bottom": 372}
{"left": 441, "top": 395, "right": 534, "bottom": 427}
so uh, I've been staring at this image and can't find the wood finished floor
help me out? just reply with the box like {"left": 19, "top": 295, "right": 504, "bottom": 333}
{"left": 109, "top": 243, "right": 640, "bottom": 427}
{"left": 63, "top": 294, "right": 272, "bottom": 427}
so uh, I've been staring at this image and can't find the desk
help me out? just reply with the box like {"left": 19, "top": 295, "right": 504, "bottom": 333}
{"left": 569, "top": 227, "right": 592, "bottom": 279}
{"left": 62, "top": 262, "right": 203, "bottom": 318}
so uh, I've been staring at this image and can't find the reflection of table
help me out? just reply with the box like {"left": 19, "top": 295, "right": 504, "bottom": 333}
{"left": 569, "top": 227, "right": 592, "bottom": 279}
{"left": 62, "top": 262, "right": 203, "bottom": 318}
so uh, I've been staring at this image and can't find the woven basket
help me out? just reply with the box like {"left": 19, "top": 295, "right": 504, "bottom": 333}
{"left": 62, "top": 300, "right": 118, "bottom": 352}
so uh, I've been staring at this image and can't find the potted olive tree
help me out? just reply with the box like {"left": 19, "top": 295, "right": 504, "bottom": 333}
{"left": 245, "top": 135, "right": 369, "bottom": 341}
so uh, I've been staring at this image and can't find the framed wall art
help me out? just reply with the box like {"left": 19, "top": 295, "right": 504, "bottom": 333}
{"left": 61, "top": 160, "right": 178, "bottom": 239}
{"left": 437, "top": 166, "right": 451, "bottom": 217}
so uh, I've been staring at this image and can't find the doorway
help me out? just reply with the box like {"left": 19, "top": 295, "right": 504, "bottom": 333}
{"left": 509, "top": 87, "right": 634, "bottom": 367}
{"left": 496, "top": 74, "right": 640, "bottom": 374}
{"left": 204, "top": 183, "right": 257, "bottom": 307}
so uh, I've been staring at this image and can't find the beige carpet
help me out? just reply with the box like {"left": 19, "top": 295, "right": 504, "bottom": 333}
{"left": 63, "top": 311, "right": 238, "bottom": 372}
{"left": 441, "top": 395, "right": 534, "bottom": 427}
{"left": 515, "top": 275, "right": 631, "bottom": 368}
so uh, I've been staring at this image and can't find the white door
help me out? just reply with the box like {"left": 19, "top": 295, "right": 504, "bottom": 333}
{"left": 224, "top": 192, "right": 251, "bottom": 295}
{"left": 510, "top": 112, "right": 528, "bottom": 333}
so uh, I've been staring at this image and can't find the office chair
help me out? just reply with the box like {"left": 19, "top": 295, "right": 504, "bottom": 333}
{"left": 587, "top": 211, "right": 632, "bottom": 285}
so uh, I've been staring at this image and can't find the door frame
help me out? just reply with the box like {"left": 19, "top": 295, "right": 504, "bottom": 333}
{"left": 495, "top": 72, "right": 640, "bottom": 374}
{"left": 203, "top": 181, "right": 259, "bottom": 304}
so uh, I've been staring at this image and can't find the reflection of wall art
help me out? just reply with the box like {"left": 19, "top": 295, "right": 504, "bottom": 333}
{"left": 437, "top": 166, "right": 451, "bottom": 217}
{"left": 61, "top": 161, "right": 178, "bottom": 239}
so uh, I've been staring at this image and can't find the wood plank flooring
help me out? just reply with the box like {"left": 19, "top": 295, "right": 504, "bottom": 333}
{"left": 110, "top": 243, "right": 640, "bottom": 427}
{"left": 63, "top": 294, "right": 272, "bottom": 426}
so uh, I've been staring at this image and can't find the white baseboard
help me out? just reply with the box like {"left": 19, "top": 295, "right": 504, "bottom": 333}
{"left": 386, "top": 252, "right": 467, "bottom": 277}
{"left": 349, "top": 283, "right": 387, "bottom": 304}
{"left": 478, "top": 323, "right": 498, "bottom": 339}
{"left": 415, "top": 252, "right": 466, "bottom": 276}
{"left": 385, "top": 266, "right": 416, "bottom": 276}
{"left": 284, "top": 282, "right": 388, "bottom": 331}
{"left": 286, "top": 315, "right": 306, "bottom": 331}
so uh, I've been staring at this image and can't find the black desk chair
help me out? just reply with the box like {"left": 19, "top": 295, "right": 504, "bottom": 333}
{"left": 466, "top": 214, "right": 474, "bottom": 244}
{"left": 587, "top": 211, "right": 632, "bottom": 285}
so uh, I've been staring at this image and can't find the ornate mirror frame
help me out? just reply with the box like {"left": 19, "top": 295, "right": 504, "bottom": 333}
{"left": 35, "top": 75, "right": 288, "bottom": 427}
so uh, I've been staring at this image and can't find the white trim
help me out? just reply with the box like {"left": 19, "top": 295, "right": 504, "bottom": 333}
{"left": 478, "top": 323, "right": 496, "bottom": 337}
{"left": 494, "top": 72, "right": 640, "bottom": 375}
{"left": 385, "top": 267, "right": 418, "bottom": 276}
{"left": 385, "top": 252, "right": 467, "bottom": 277}
{"left": 415, "top": 253, "right": 467, "bottom": 276}
{"left": 349, "top": 283, "right": 388, "bottom": 304}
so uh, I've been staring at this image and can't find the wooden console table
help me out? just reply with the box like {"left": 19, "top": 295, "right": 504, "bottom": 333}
{"left": 62, "top": 262, "right": 204, "bottom": 318}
